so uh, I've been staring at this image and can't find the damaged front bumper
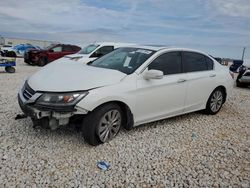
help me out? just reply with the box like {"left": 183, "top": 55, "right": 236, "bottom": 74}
{"left": 18, "top": 87, "right": 88, "bottom": 130}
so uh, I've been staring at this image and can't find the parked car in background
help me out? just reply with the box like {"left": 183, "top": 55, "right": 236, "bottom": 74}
{"left": 229, "top": 60, "right": 243, "bottom": 73}
{"left": 18, "top": 46, "right": 233, "bottom": 146}
{"left": 60, "top": 42, "right": 135, "bottom": 64}
{"left": 24, "top": 44, "right": 81, "bottom": 66}
{"left": 214, "top": 57, "right": 222, "bottom": 64}
{"left": 0, "top": 44, "right": 13, "bottom": 56}
{"left": 1, "top": 44, "right": 41, "bottom": 57}
{"left": 236, "top": 60, "right": 250, "bottom": 87}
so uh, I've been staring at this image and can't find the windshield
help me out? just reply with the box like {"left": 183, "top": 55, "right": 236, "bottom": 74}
{"left": 13, "top": 44, "right": 22, "bottom": 50}
{"left": 78, "top": 44, "right": 99, "bottom": 54}
{"left": 89, "top": 47, "right": 155, "bottom": 74}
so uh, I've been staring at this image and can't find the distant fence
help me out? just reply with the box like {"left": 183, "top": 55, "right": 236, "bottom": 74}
{"left": 0, "top": 36, "right": 57, "bottom": 48}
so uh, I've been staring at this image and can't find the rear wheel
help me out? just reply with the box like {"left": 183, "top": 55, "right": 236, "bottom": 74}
{"left": 5, "top": 66, "right": 15, "bottom": 73}
{"left": 205, "top": 88, "right": 225, "bottom": 115}
{"left": 6, "top": 51, "right": 17, "bottom": 58}
{"left": 82, "top": 103, "right": 122, "bottom": 146}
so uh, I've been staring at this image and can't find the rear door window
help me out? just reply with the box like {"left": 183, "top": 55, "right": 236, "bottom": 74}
{"left": 182, "top": 52, "right": 208, "bottom": 72}
{"left": 63, "top": 45, "right": 73, "bottom": 52}
{"left": 205, "top": 56, "right": 214, "bottom": 70}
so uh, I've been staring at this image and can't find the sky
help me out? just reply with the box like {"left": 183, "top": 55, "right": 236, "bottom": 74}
{"left": 0, "top": 0, "right": 250, "bottom": 59}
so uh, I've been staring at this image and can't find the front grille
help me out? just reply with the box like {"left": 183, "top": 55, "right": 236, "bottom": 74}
{"left": 23, "top": 82, "right": 35, "bottom": 100}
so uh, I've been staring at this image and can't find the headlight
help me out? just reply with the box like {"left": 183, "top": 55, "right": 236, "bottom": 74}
{"left": 36, "top": 92, "right": 88, "bottom": 106}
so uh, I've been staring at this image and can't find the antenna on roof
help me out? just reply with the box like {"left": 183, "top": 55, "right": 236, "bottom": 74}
{"left": 242, "top": 47, "right": 246, "bottom": 61}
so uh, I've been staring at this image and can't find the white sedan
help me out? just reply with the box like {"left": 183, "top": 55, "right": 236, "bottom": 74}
{"left": 18, "top": 46, "right": 233, "bottom": 145}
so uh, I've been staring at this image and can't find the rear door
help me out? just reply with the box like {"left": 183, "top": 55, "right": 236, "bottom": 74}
{"left": 182, "top": 51, "right": 216, "bottom": 112}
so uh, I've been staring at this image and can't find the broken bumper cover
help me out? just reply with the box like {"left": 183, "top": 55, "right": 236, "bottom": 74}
{"left": 18, "top": 90, "right": 88, "bottom": 128}
{"left": 18, "top": 94, "right": 84, "bottom": 117}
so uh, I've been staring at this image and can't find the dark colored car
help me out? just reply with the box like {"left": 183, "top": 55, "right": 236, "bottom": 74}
{"left": 236, "top": 62, "right": 250, "bottom": 87}
{"left": 229, "top": 60, "right": 243, "bottom": 73}
{"left": 1, "top": 44, "right": 41, "bottom": 57}
{"left": 24, "top": 44, "right": 81, "bottom": 66}
{"left": 214, "top": 57, "right": 222, "bottom": 64}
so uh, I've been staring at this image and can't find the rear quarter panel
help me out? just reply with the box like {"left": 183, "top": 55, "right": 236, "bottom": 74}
{"left": 215, "top": 62, "right": 233, "bottom": 99}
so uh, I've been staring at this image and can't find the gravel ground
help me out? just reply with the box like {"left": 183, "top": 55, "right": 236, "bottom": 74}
{"left": 0, "top": 59, "right": 250, "bottom": 187}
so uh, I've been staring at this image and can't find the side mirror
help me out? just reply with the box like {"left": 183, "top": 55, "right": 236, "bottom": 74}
{"left": 49, "top": 49, "right": 54, "bottom": 52}
{"left": 143, "top": 69, "right": 164, "bottom": 80}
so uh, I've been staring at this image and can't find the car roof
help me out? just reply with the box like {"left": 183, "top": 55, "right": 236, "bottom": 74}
{"left": 120, "top": 45, "right": 208, "bottom": 54}
{"left": 128, "top": 45, "right": 170, "bottom": 51}
{"left": 82, "top": 42, "right": 210, "bottom": 55}
{"left": 94, "top": 42, "right": 136, "bottom": 47}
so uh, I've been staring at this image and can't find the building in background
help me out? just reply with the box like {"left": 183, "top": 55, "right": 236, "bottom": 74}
{"left": 0, "top": 35, "right": 57, "bottom": 48}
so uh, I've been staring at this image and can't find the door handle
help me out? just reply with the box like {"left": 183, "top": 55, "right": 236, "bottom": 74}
{"left": 177, "top": 79, "right": 186, "bottom": 83}
{"left": 209, "top": 74, "right": 216, "bottom": 77}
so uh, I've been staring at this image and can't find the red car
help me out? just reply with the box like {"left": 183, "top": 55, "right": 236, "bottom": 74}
{"left": 24, "top": 44, "right": 81, "bottom": 66}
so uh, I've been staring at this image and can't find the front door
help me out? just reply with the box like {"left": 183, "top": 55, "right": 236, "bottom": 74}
{"left": 135, "top": 51, "right": 188, "bottom": 124}
{"left": 47, "top": 45, "right": 63, "bottom": 62}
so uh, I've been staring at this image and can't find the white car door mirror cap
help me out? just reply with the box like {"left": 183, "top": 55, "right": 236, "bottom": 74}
{"left": 143, "top": 69, "right": 164, "bottom": 80}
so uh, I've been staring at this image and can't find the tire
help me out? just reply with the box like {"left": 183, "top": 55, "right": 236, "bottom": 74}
{"left": 204, "top": 88, "right": 225, "bottom": 115}
{"left": 38, "top": 56, "right": 47, "bottom": 66}
{"left": 5, "top": 66, "right": 15, "bottom": 73}
{"left": 82, "top": 103, "right": 123, "bottom": 146}
{"left": 236, "top": 79, "right": 247, "bottom": 88}
{"left": 6, "top": 51, "right": 17, "bottom": 58}
{"left": 24, "top": 59, "right": 32, "bottom": 65}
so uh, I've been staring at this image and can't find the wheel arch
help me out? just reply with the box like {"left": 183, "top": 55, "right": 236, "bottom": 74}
{"left": 212, "top": 85, "right": 227, "bottom": 103}
{"left": 89, "top": 100, "right": 134, "bottom": 130}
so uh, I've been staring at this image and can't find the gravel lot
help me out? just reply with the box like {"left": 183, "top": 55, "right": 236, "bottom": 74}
{"left": 0, "top": 59, "right": 250, "bottom": 187}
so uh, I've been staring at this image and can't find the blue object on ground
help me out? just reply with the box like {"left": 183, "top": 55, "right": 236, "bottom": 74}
{"left": 97, "top": 161, "right": 110, "bottom": 171}
{"left": 192, "top": 132, "right": 198, "bottom": 140}
{"left": 0, "top": 58, "right": 16, "bottom": 73}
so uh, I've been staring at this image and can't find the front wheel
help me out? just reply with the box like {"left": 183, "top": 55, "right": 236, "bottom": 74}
{"left": 82, "top": 103, "right": 122, "bottom": 146}
{"left": 205, "top": 88, "right": 225, "bottom": 115}
{"left": 37, "top": 56, "right": 48, "bottom": 66}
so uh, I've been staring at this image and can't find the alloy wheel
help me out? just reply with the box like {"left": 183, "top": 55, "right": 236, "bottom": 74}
{"left": 97, "top": 109, "right": 121, "bottom": 142}
{"left": 210, "top": 90, "right": 223, "bottom": 113}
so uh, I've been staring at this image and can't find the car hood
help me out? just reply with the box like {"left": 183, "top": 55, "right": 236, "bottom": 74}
{"left": 28, "top": 61, "right": 127, "bottom": 92}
